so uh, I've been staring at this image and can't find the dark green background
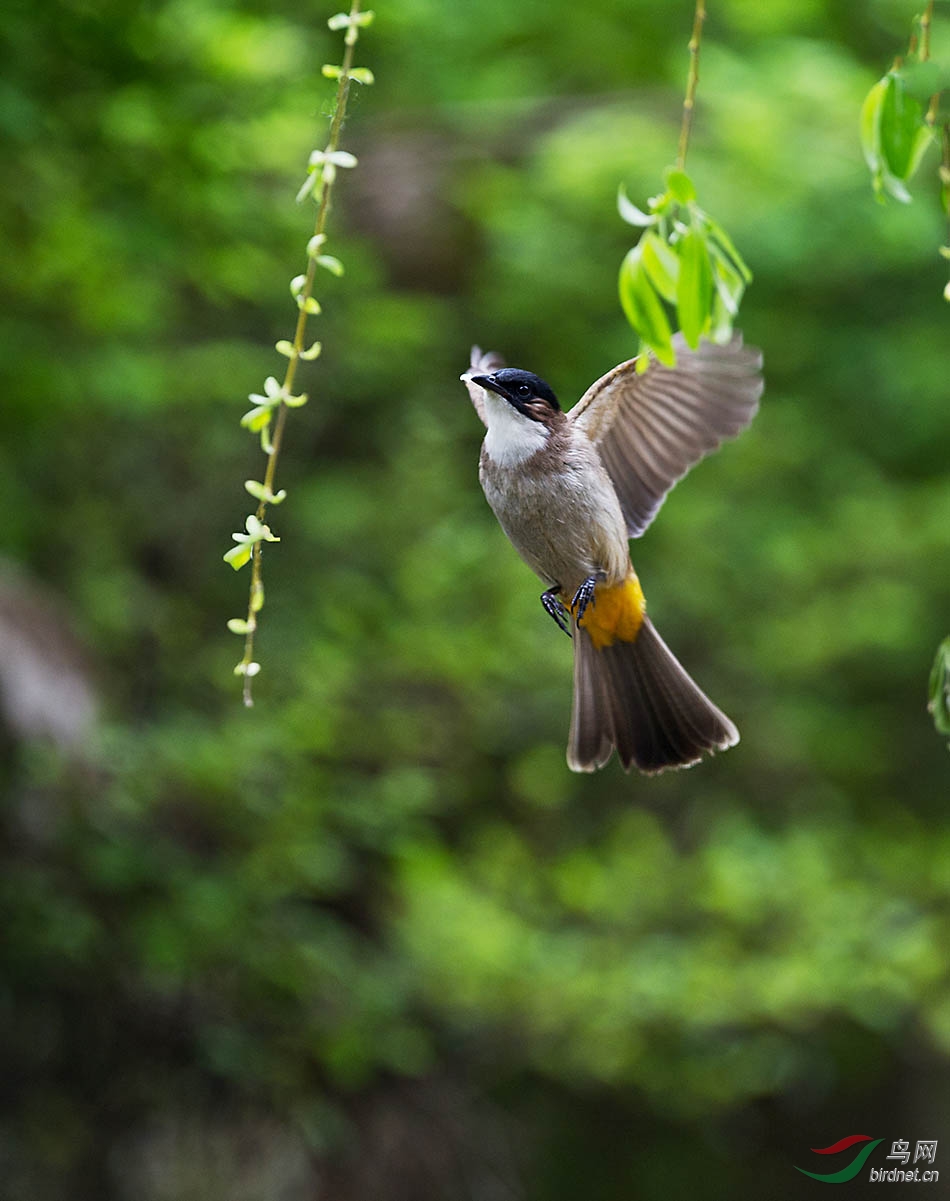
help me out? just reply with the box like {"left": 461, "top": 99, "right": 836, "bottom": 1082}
{"left": 2, "top": 0, "right": 949, "bottom": 1196}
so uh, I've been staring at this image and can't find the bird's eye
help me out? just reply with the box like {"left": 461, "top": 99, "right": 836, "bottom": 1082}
{"left": 517, "top": 383, "right": 531, "bottom": 397}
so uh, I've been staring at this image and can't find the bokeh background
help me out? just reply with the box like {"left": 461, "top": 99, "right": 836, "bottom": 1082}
{"left": 2, "top": 0, "right": 950, "bottom": 1197}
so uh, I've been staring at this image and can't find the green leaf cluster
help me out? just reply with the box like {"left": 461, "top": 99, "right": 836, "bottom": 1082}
{"left": 618, "top": 168, "right": 751, "bottom": 365}
{"left": 860, "top": 69, "right": 935, "bottom": 203}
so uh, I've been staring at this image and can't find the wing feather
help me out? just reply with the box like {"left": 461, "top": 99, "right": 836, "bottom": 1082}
{"left": 461, "top": 345, "right": 506, "bottom": 428}
{"left": 570, "top": 333, "right": 763, "bottom": 537}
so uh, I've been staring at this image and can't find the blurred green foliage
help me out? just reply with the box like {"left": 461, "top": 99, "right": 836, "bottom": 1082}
{"left": 2, "top": 0, "right": 950, "bottom": 1197}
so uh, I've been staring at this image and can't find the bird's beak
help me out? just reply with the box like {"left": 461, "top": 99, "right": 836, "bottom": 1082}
{"left": 463, "top": 372, "right": 506, "bottom": 399}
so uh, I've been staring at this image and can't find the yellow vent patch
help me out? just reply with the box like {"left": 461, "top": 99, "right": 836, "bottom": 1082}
{"left": 571, "top": 573, "right": 646, "bottom": 650}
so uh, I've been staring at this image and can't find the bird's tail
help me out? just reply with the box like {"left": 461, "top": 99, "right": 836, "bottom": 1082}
{"left": 567, "top": 575, "right": 738, "bottom": 774}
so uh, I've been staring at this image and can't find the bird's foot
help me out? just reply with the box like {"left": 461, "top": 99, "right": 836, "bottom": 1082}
{"left": 571, "top": 574, "right": 602, "bottom": 625}
{"left": 540, "top": 586, "right": 572, "bottom": 637}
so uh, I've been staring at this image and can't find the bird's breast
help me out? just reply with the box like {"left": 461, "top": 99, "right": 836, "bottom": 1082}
{"left": 479, "top": 428, "right": 630, "bottom": 591}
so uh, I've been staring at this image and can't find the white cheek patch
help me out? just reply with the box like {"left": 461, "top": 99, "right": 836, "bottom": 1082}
{"left": 482, "top": 391, "right": 549, "bottom": 466}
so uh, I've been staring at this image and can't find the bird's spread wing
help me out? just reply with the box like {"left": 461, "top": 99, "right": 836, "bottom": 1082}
{"left": 570, "top": 333, "right": 763, "bottom": 537}
{"left": 461, "top": 345, "right": 506, "bottom": 428}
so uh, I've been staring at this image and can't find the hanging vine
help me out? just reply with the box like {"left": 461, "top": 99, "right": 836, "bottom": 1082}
{"left": 616, "top": 0, "right": 752, "bottom": 369}
{"left": 224, "top": 3, "right": 375, "bottom": 705}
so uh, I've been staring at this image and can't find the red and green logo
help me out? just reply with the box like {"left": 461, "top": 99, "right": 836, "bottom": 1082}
{"left": 795, "top": 1135, "right": 884, "bottom": 1183}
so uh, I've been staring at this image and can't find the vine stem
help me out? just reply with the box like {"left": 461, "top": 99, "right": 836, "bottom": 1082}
{"left": 676, "top": 0, "right": 706, "bottom": 172}
{"left": 918, "top": 0, "right": 942, "bottom": 129}
{"left": 920, "top": 0, "right": 934, "bottom": 61}
{"left": 238, "top": 0, "right": 363, "bottom": 706}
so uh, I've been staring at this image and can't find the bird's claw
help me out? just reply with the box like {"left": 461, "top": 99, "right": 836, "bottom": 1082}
{"left": 571, "top": 575, "right": 600, "bottom": 625}
{"left": 541, "top": 587, "right": 572, "bottom": 637}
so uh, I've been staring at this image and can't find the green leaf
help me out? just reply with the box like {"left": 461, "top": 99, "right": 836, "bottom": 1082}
{"left": 617, "top": 186, "right": 656, "bottom": 228}
{"left": 860, "top": 76, "right": 888, "bottom": 172}
{"left": 676, "top": 228, "right": 713, "bottom": 349}
{"left": 349, "top": 68, "right": 374, "bottom": 85}
{"left": 879, "top": 169, "right": 913, "bottom": 204}
{"left": 928, "top": 637, "right": 950, "bottom": 736}
{"left": 709, "top": 290, "right": 733, "bottom": 344}
{"left": 227, "top": 618, "right": 253, "bottom": 635}
{"left": 241, "top": 406, "right": 272, "bottom": 432}
{"left": 224, "top": 545, "right": 252, "bottom": 570}
{"left": 640, "top": 231, "right": 679, "bottom": 304}
{"left": 879, "top": 71, "right": 931, "bottom": 182}
{"left": 275, "top": 336, "right": 321, "bottom": 361}
{"left": 709, "top": 242, "right": 746, "bottom": 317}
{"left": 316, "top": 254, "right": 344, "bottom": 276}
{"left": 703, "top": 214, "right": 753, "bottom": 283}
{"left": 664, "top": 168, "right": 696, "bottom": 205}
{"left": 284, "top": 391, "right": 309, "bottom": 408}
{"left": 299, "top": 296, "right": 322, "bottom": 315}
{"left": 618, "top": 245, "right": 674, "bottom": 365}
{"left": 322, "top": 64, "right": 343, "bottom": 79}
{"left": 906, "top": 123, "right": 934, "bottom": 178}
{"left": 295, "top": 172, "right": 319, "bottom": 204}
{"left": 244, "top": 480, "right": 287, "bottom": 504}
{"left": 245, "top": 514, "right": 280, "bottom": 543}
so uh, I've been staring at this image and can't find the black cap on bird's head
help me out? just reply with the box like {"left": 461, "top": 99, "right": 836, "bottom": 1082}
{"left": 468, "top": 367, "right": 560, "bottom": 419}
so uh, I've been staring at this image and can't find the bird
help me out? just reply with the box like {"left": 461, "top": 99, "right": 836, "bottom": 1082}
{"left": 460, "top": 333, "right": 763, "bottom": 774}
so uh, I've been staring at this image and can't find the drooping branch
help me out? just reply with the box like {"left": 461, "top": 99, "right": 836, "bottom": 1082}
{"left": 676, "top": 0, "right": 706, "bottom": 172}
{"left": 224, "top": 3, "right": 375, "bottom": 705}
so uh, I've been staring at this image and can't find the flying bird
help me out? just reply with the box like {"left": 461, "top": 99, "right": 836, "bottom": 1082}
{"left": 461, "top": 334, "right": 763, "bottom": 774}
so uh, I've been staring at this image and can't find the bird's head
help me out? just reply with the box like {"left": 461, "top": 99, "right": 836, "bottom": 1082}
{"left": 463, "top": 367, "right": 560, "bottom": 422}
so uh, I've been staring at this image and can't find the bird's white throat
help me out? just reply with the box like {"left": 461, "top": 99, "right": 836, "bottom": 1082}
{"left": 482, "top": 391, "right": 548, "bottom": 467}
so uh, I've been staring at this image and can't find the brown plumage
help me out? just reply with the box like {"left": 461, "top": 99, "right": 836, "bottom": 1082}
{"left": 461, "top": 335, "right": 763, "bottom": 774}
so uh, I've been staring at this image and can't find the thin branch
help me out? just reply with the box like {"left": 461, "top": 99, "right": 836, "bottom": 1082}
{"left": 920, "top": 0, "right": 935, "bottom": 61}
{"left": 676, "top": 0, "right": 707, "bottom": 172}
{"left": 235, "top": 0, "right": 366, "bottom": 705}
{"left": 919, "top": 1, "right": 942, "bottom": 127}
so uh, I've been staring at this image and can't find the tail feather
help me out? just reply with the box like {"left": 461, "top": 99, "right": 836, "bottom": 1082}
{"left": 568, "top": 632, "right": 613, "bottom": 770}
{"left": 567, "top": 616, "right": 738, "bottom": 774}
